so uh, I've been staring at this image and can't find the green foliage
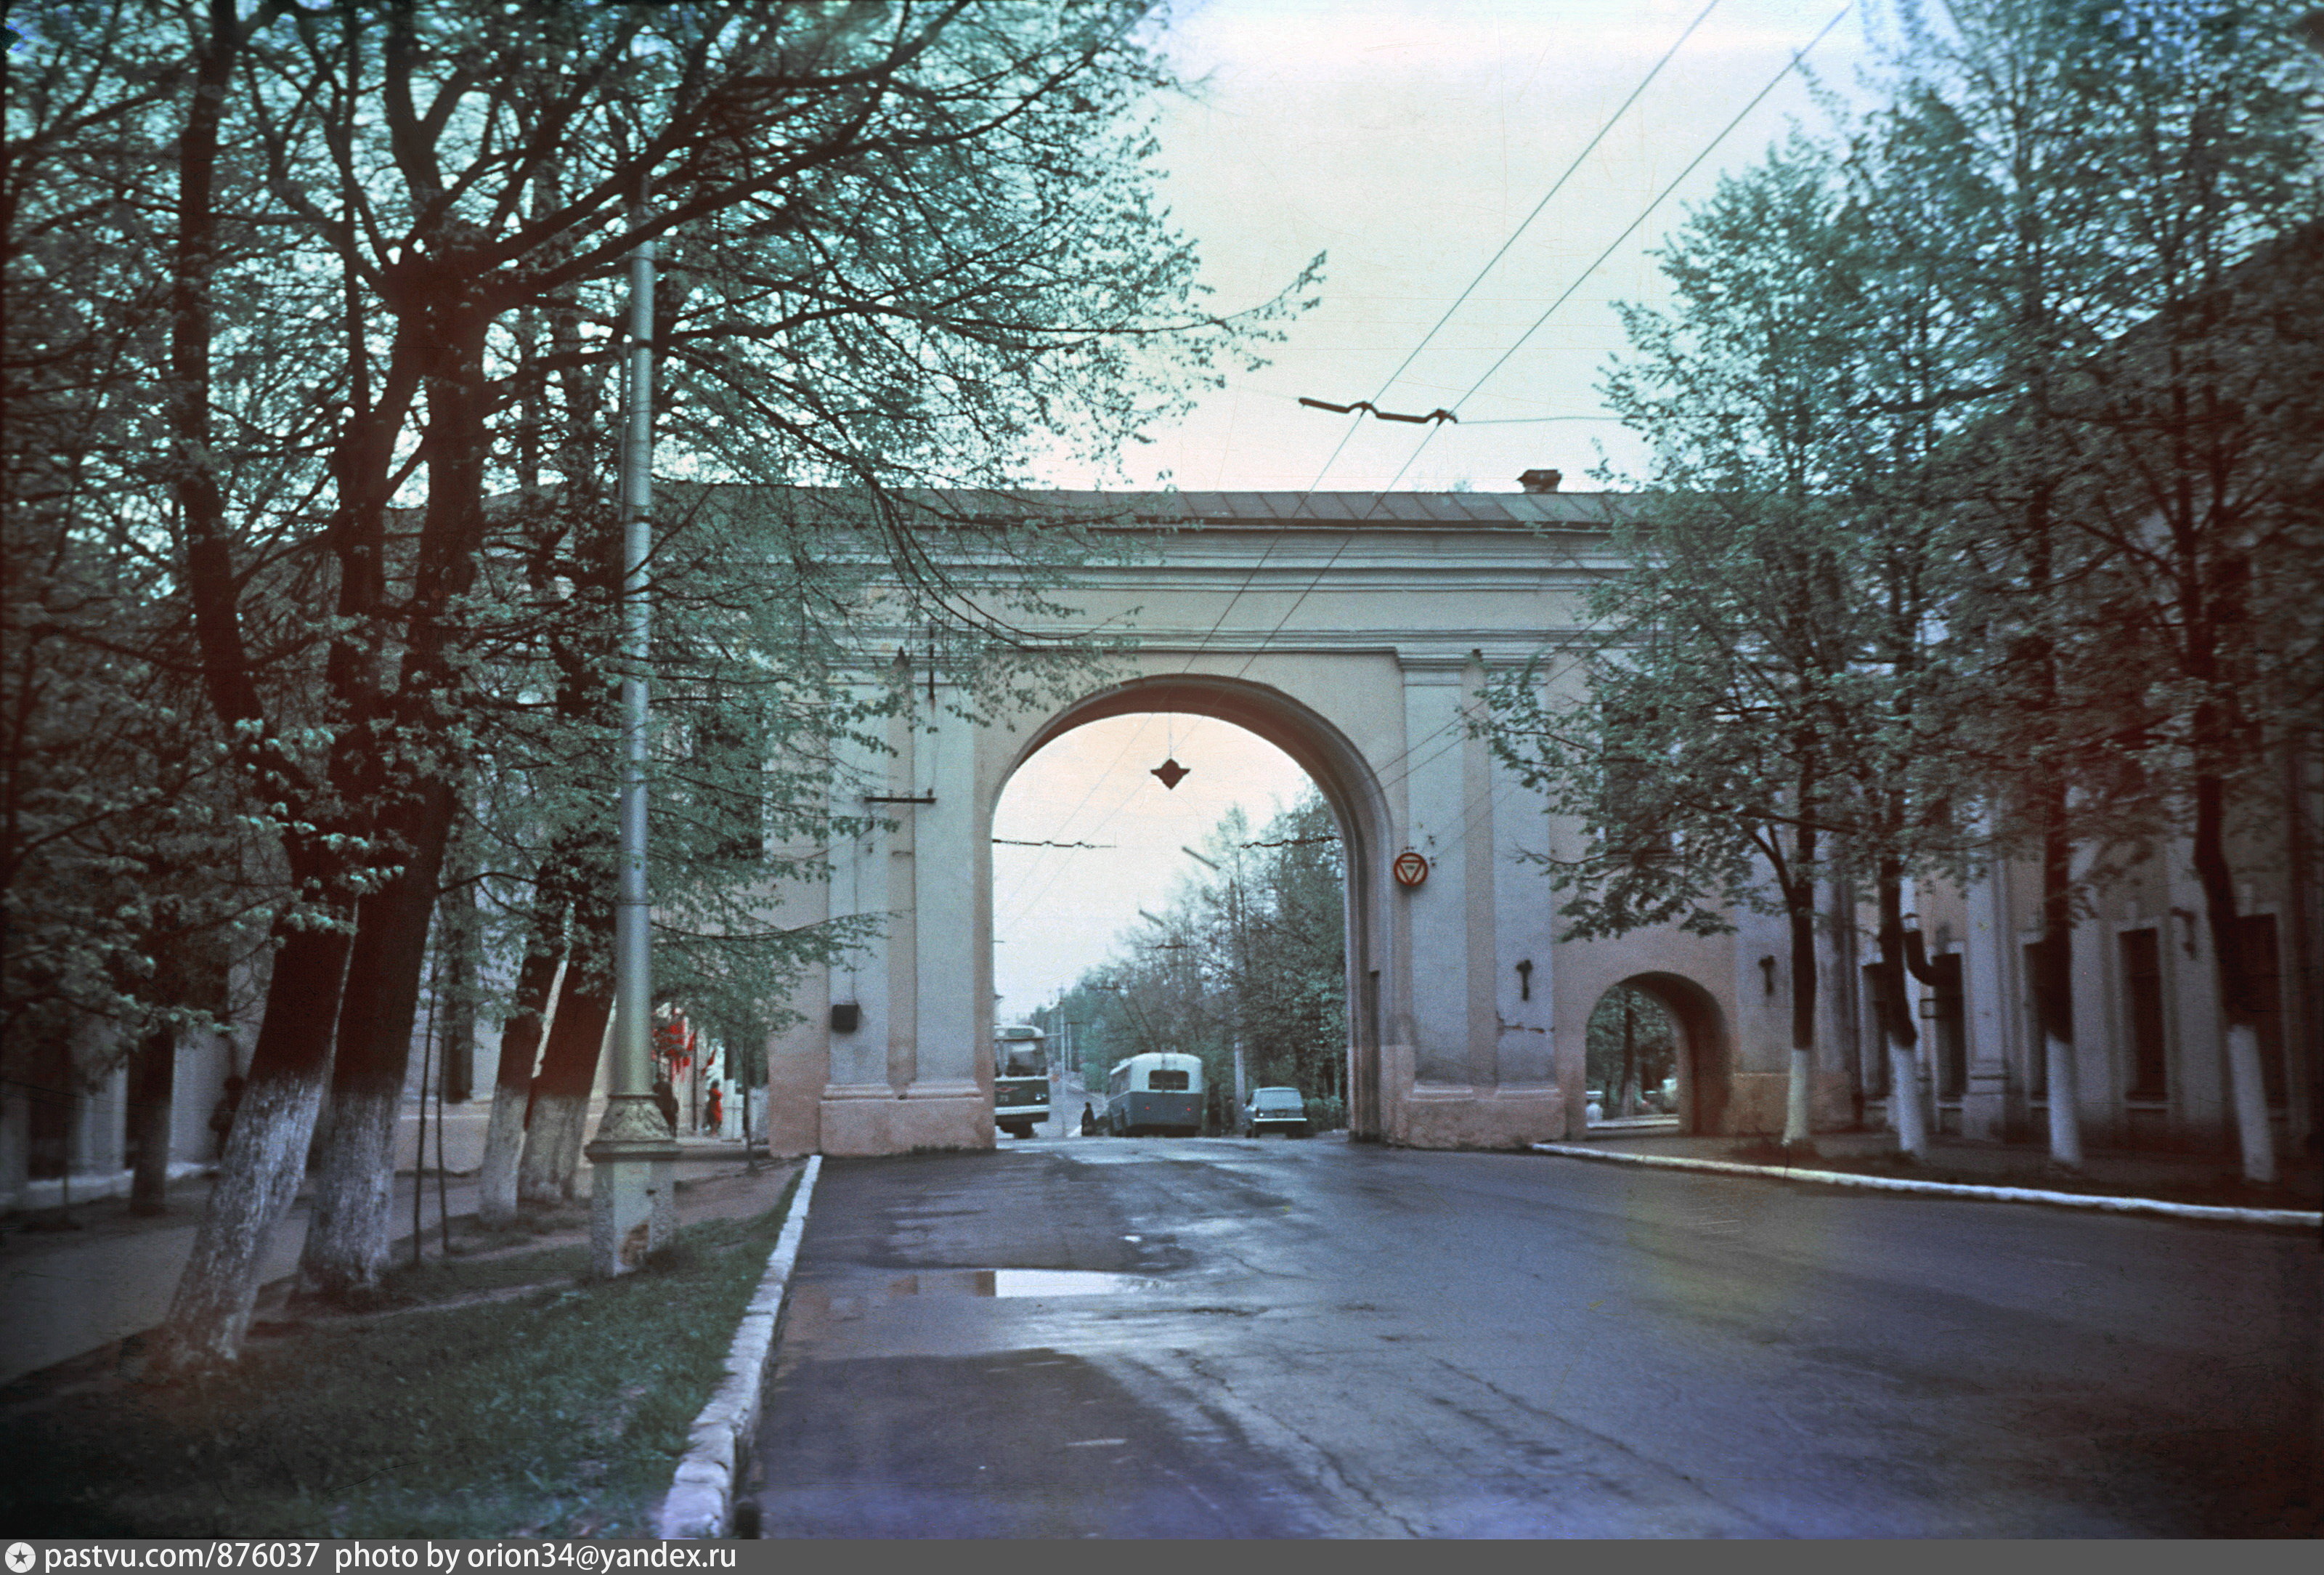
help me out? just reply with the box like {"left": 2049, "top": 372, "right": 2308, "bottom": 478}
{"left": 1585, "top": 985, "right": 1678, "bottom": 1114}
{"left": 4, "top": 1, "right": 1317, "bottom": 1118}
{"left": 1040, "top": 790, "right": 1348, "bottom": 1127}
{"left": 1483, "top": 0, "right": 2323, "bottom": 965}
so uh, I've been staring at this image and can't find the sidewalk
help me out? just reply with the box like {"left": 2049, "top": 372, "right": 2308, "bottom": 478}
{"left": 0, "top": 1137, "right": 765, "bottom": 1389}
{"left": 1556, "top": 1125, "right": 2323, "bottom": 1215}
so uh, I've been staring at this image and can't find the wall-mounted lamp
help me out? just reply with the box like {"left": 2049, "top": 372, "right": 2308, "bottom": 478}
{"left": 1758, "top": 956, "right": 1778, "bottom": 997}
{"left": 2171, "top": 907, "right": 2200, "bottom": 958}
{"left": 1515, "top": 959, "right": 1533, "bottom": 1001}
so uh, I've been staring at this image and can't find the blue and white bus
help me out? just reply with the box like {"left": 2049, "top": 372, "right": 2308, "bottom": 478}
{"left": 1103, "top": 1051, "right": 1203, "bottom": 1137}
{"left": 993, "top": 1022, "right": 1049, "bottom": 1138}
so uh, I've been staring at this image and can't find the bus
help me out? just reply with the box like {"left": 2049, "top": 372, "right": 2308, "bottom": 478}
{"left": 1103, "top": 1051, "right": 1204, "bottom": 1137}
{"left": 993, "top": 1022, "right": 1049, "bottom": 1139}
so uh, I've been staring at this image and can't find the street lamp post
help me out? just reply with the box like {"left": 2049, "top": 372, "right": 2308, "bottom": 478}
{"left": 585, "top": 210, "right": 680, "bottom": 1276}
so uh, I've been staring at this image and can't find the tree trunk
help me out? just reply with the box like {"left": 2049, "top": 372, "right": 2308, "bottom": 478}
{"left": 153, "top": 923, "right": 347, "bottom": 1376}
{"left": 519, "top": 947, "right": 612, "bottom": 1208}
{"left": 435, "top": 875, "right": 478, "bottom": 1105}
{"left": 478, "top": 853, "right": 574, "bottom": 1226}
{"left": 298, "top": 781, "right": 455, "bottom": 1301}
{"left": 1875, "top": 869, "right": 1927, "bottom": 1159}
{"left": 479, "top": 957, "right": 561, "bottom": 1227}
{"left": 127, "top": 1025, "right": 175, "bottom": 1216}
{"left": 477, "top": 1080, "right": 532, "bottom": 1228}
{"left": 2194, "top": 770, "right": 2275, "bottom": 1184}
{"left": 2037, "top": 800, "right": 2084, "bottom": 1170}
{"left": 1771, "top": 764, "right": 1823, "bottom": 1151}
{"left": 1618, "top": 995, "right": 1638, "bottom": 1118}
{"left": 1781, "top": 881, "right": 1817, "bottom": 1151}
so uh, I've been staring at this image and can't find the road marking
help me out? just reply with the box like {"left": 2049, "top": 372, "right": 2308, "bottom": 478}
{"left": 1064, "top": 1438, "right": 1129, "bottom": 1448}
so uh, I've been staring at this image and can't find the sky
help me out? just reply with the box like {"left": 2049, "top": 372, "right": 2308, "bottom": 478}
{"left": 991, "top": 0, "right": 1884, "bottom": 1018}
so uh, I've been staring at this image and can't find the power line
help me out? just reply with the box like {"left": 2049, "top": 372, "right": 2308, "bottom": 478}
{"left": 1349, "top": 0, "right": 1723, "bottom": 423}
{"left": 999, "top": 6, "right": 1847, "bottom": 963}
{"left": 1450, "top": 5, "right": 1856, "bottom": 418}
{"left": 1171, "top": 2, "right": 1725, "bottom": 676}
{"left": 1219, "top": 4, "right": 1853, "bottom": 705}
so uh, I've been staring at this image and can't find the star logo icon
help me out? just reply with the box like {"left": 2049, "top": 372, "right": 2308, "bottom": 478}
{"left": 8, "top": 1542, "right": 37, "bottom": 1574}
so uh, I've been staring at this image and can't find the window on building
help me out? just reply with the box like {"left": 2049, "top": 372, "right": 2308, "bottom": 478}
{"left": 2120, "top": 928, "right": 2168, "bottom": 1101}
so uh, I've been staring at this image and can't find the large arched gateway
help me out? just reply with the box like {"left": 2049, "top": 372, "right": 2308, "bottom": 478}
{"left": 761, "top": 489, "right": 1771, "bottom": 1154}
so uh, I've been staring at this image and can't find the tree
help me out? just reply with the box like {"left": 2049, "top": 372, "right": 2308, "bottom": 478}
{"left": 1048, "top": 790, "right": 1349, "bottom": 1128}
{"left": 1, "top": 0, "right": 1305, "bottom": 1369}
{"left": 1487, "top": 0, "right": 2323, "bottom": 1175}
{"left": 1490, "top": 144, "right": 1915, "bottom": 1153}
{"left": 3, "top": 0, "right": 287, "bottom": 1223}
{"left": 1586, "top": 985, "right": 1678, "bottom": 1117}
{"left": 1201, "top": 795, "right": 1347, "bottom": 1106}
{"left": 1875, "top": 0, "right": 2324, "bottom": 1181}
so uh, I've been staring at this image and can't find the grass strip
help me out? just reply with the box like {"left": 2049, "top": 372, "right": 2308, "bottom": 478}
{"left": 1, "top": 1169, "right": 801, "bottom": 1539}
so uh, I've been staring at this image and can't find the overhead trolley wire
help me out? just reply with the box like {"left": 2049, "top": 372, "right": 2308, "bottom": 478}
{"left": 1304, "top": 0, "right": 1721, "bottom": 464}
{"left": 1001, "top": 4, "right": 1846, "bottom": 936}
{"left": 1174, "top": 0, "right": 1726, "bottom": 684}
{"left": 1217, "top": 3, "right": 1854, "bottom": 810}
{"left": 1442, "top": 4, "right": 1856, "bottom": 425}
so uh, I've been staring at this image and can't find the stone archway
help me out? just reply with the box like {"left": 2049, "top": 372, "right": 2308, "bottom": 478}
{"left": 754, "top": 487, "right": 1742, "bottom": 1157}
{"left": 998, "top": 673, "right": 1394, "bottom": 1140}
{"left": 1608, "top": 971, "right": 1731, "bottom": 1136}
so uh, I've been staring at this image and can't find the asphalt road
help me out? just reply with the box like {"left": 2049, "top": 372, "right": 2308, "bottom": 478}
{"left": 748, "top": 1133, "right": 2320, "bottom": 1538}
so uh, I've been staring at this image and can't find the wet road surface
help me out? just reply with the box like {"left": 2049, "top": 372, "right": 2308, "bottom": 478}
{"left": 747, "top": 1135, "right": 2320, "bottom": 1538}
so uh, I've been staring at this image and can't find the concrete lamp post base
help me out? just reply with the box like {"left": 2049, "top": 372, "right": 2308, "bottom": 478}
{"left": 587, "top": 1093, "right": 680, "bottom": 1277}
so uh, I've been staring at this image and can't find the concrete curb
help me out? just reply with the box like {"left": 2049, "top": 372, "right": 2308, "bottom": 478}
{"left": 1529, "top": 1143, "right": 2323, "bottom": 1228}
{"left": 656, "top": 1154, "right": 822, "bottom": 1539}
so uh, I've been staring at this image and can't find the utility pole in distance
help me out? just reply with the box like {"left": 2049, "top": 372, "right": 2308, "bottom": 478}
{"left": 585, "top": 201, "right": 681, "bottom": 1276}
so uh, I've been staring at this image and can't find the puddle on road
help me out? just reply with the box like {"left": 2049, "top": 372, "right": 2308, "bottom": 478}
{"left": 781, "top": 1269, "right": 1161, "bottom": 1343}
{"left": 882, "top": 1268, "right": 1158, "bottom": 1299}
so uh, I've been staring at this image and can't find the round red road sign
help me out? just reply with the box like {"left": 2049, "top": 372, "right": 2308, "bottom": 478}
{"left": 1392, "top": 849, "right": 1429, "bottom": 888}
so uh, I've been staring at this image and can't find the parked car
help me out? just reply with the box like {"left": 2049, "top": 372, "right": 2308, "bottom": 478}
{"left": 1240, "top": 1085, "right": 1311, "bottom": 1138}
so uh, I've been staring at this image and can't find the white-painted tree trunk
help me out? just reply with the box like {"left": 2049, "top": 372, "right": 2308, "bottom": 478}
{"left": 2043, "top": 1031, "right": 2082, "bottom": 1170}
{"left": 296, "top": 1082, "right": 400, "bottom": 1298}
{"left": 2225, "top": 1021, "right": 2277, "bottom": 1185}
{"left": 154, "top": 1074, "right": 325, "bottom": 1372}
{"left": 1782, "top": 1047, "right": 1813, "bottom": 1146}
{"left": 1888, "top": 1040, "right": 1927, "bottom": 1159}
{"left": 548, "top": 1088, "right": 591, "bottom": 1197}
{"left": 480, "top": 958, "right": 561, "bottom": 1227}
{"left": 519, "top": 1090, "right": 588, "bottom": 1205}
{"left": 476, "top": 1085, "right": 527, "bottom": 1226}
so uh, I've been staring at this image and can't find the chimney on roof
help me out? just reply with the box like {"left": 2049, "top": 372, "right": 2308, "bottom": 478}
{"left": 1518, "top": 468, "right": 1562, "bottom": 493}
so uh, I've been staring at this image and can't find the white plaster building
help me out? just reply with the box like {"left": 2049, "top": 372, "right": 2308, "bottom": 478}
{"left": 752, "top": 486, "right": 2319, "bottom": 1162}
{"left": 9, "top": 487, "right": 2306, "bottom": 1207}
